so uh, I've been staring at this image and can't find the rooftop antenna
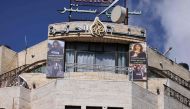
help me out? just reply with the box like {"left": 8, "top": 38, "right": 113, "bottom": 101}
{"left": 24, "top": 35, "right": 28, "bottom": 65}
{"left": 97, "top": 0, "right": 119, "bottom": 17}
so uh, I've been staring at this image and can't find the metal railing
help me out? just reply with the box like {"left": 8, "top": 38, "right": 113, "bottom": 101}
{"left": 162, "top": 70, "right": 190, "bottom": 90}
{"left": 0, "top": 60, "right": 46, "bottom": 88}
{"left": 65, "top": 63, "right": 131, "bottom": 74}
{"left": 149, "top": 67, "right": 190, "bottom": 91}
{"left": 164, "top": 85, "right": 190, "bottom": 108}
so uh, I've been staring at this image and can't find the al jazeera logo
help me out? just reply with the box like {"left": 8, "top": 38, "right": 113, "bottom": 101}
{"left": 90, "top": 17, "right": 106, "bottom": 37}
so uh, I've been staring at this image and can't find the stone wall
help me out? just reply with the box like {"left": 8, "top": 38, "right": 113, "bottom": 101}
{"left": 148, "top": 47, "right": 190, "bottom": 81}
{"left": 0, "top": 86, "right": 30, "bottom": 109}
{"left": 31, "top": 81, "right": 56, "bottom": 109}
{"left": 19, "top": 87, "right": 31, "bottom": 109}
{"left": 147, "top": 78, "right": 190, "bottom": 109}
{"left": 147, "top": 78, "right": 167, "bottom": 95}
{"left": 31, "top": 79, "right": 132, "bottom": 109}
{"left": 0, "top": 46, "right": 18, "bottom": 74}
{"left": 30, "top": 78, "right": 158, "bottom": 109}
{"left": 132, "top": 83, "right": 157, "bottom": 109}
{"left": 18, "top": 40, "right": 47, "bottom": 66}
{"left": 55, "top": 79, "right": 132, "bottom": 109}
{"left": 0, "top": 47, "right": 2, "bottom": 74}
{"left": 147, "top": 78, "right": 168, "bottom": 109}
{"left": 167, "top": 79, "right": 190, "bottom": 99}
{"left": 3, "top": 76, "right": 190, "bottom": 109}
{"left": 164, "top": 95, "right": 189, "bottom": 109}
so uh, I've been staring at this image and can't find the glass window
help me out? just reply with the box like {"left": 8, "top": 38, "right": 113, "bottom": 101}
{"left": 90, "top": 43, "right": 103, "bottom": 51}
{"left": 118, "top": 44, "right": 128, "bottom": 52}
{"left": 65, "top": 50, "right": 75, "bottom": 72}
{"left": 118, "top": 52, "right": 126, "bottom": 67}
{"left": 66, "top": 42, "right": 75, "bottom": 50}
{"left": 104, "top": 43, "right": 116, "bottom": 51}
{"left": 76, "top": 43, "right": 88, "bottom": 51}
{"left": 65, "top": 42, "right": 129, "bottom": 73}
{"left": 77, "top": 51, "right": 94, "bottom": 72}
{"left": 95, "top": 52, "right": 115, "bottom": 72}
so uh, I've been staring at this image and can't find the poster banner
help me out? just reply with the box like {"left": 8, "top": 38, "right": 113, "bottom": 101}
{"left": 129, "top": 64, "right": 147, "bottom": 80}
{"left": 129, "top": 42, "right": 147, "bottom": 81}
{"left": 46, "top": 40, "right": 65, "bottom": 78}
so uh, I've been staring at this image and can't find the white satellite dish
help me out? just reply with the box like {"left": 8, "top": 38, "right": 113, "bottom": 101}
{"left": 111, "top": 5, "right": 126, "bottom": 23}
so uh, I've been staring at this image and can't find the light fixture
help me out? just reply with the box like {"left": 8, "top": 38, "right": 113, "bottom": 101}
{"left": 163, "top": 47, "right": 172, "bottom": 56}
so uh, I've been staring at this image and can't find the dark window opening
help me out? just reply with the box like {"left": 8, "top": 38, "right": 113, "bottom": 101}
{"left": 65, "top": 105, "right": 81, "bottom": 109}
{"left": 107, "top": 107, "right": 123, "bottom": 109}
{"left": 86, "top": 106, "right": 102, "bottom": 109}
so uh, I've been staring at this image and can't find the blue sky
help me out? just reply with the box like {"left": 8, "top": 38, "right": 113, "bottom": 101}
{"left": 0, "top": 0, "right": 165, "bottom": 52}
{"left": 0, "top": 0, "right": 69, "bottom": 51}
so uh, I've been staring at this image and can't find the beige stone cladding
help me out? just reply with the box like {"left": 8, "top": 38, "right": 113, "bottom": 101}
{"left": 20, "top": 73, "right": 54, "bottom": 89}
{"left": 18, "top": 40, "right": 47, "bottom": 67}
{"left": 146, "top": 78, "right": 190, "bottom": 109}
{"left": 0, "top": 47, "right": 2, "bottom": 74}
{"left": 0, "top": 86, "right": 31, "bottom": 109}
{"left": 30, "top": 78, "right": 158, "bottom": 109}
{"left": 145, "top": 78, "right": 166, "bottom": 109}
{"left": 147, "top": 78, "right": 167, "bottom": 95}
{"left": 164, "top": 95, "right": 190, "bottom": 109}
{"left": 148, "top": 47, "right": 190, "bottom": 81}
{"left": 166, "top": 79, "right": 190, "bottom": 99}
{"left": 31, "top": 81, "right": 55, "bottom": 109}
{"left": 54, "top": 79, "right": 132, "bottom": 109}
{"left": 162, "top": 80, "right": 190, "bottom": 108}
{"left": 0, "top": 46, "right": 18, "bottom": 74}
{"left": 132, "top": 83, "right": 157, "bottom": 109}
{"left": 30, "top": 79, "right": 133, "bottom": 109}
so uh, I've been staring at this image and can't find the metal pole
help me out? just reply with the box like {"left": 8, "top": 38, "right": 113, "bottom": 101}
{"left": 69, "top": 0, "right": 71, "bottom": 21}
{"left": 124, "top": 0, "right": 128, "bottom": 25}
{"left": 12, "top": 98, "right": 14, "bottom": 109}
{"left": 125, "top": 8, "right": 128, "bottom": 25}
{"left": 24, "top": 36, "right": 27, "bottom": 65}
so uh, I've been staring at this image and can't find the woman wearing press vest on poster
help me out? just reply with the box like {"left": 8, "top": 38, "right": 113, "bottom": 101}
{"left": 47, "top": 40, "right": 64, "bottom": 78}
{"left": 132, "top": 64, "right": 146, "bottom": 80}
{"left": 48, "top": 40, "right": 63, "bottom": 56}
{"left": 130, "top": 43, "right": 146, "bottom": 58}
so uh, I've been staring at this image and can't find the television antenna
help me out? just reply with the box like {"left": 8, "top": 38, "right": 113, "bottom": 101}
{"left": 58, "top": 0, "right": 141, "bottom": 24}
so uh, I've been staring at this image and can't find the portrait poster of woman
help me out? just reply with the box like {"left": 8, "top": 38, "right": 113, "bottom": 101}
{"left": 129, "top": 43, "right": 147, "bottom": 64}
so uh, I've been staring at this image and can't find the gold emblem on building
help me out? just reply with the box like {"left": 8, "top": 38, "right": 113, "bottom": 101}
{"left": 90, "top": 17, "right": 106, "bottom": 37}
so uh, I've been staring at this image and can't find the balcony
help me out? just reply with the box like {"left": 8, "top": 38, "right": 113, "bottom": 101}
{"left": 64, "top": 63, "right": 130, "bottom": 80}
{"left": 65, "top": 63, "right": 129, "bottom": 73}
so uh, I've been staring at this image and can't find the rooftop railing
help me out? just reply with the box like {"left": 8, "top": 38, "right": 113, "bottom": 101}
{"left": 164, "top": 85, "right": 190, "bottom": 108}
{"left": 0, "top": 60, "right": 46, "bottom": 88}
{"left": 65, "top": 63, "right": 130, "bottom": 74}
{"left": 149, "top": 67, "right": 190, "bottom": 91}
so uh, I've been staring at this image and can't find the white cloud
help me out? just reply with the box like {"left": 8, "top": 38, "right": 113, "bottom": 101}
{"left": 157, "top": 0, "right": 190, "bottom": 65}
{"left": 129, "top": 0, "right": 165, "bottom": 51}
{"left": 130, "top": 0, "right": 190, "bottom": 65}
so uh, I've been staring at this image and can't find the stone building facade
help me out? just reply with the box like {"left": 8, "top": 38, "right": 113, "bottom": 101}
{"left": 0, "top": 21, "right": 190, "bottom": 109}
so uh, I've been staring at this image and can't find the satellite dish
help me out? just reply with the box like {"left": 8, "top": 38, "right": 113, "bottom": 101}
{"left": 111, "top": 5, "right": 126, "bottom": 23}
